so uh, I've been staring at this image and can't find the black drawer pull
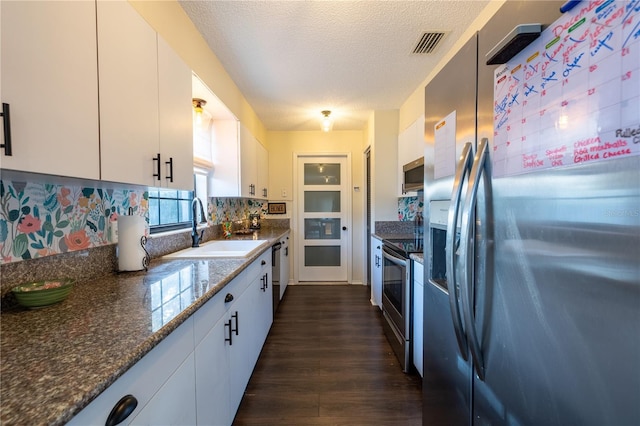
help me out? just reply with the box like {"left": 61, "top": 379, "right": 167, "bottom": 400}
{"left": 232, "top": 311, "right": 239, "bottom": 335}
{"left": 165, "top": 157, "right": 174, "bottom": 182}
{"left": 224, "top": 293, "right": 234, "bottom": 303}
{"left": 105, "top": 394, "right": 138, "bottom": 426}
{"left": 152, "top": 153, "right": 161, "bottom": 180}
{"left": 1, "top": 103, "right": 12, "bottom": 156}
{"left": 225, "top": 319, "right": 233, "bottom": 345}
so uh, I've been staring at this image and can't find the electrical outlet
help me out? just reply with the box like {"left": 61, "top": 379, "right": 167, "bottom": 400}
{"left": 281, "top": 189, "right": 287, "bottom": 198}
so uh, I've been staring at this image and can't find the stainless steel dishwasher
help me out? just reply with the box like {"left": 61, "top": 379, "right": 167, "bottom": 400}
{"left": 271, "top": 241, "right": 282, "bottom": 314}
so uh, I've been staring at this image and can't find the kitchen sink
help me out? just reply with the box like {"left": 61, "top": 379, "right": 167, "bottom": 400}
{"left": 164, "top": 239, "right": 269, "bottom": 258}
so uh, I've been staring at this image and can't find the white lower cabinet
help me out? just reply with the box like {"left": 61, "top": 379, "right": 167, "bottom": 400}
{"left": 412, "top": 260, "right": 424, "bottom": 377}
{"left": 68, "top": 318, "right": 196, "bottom": 426}
{"left": 371, "top": 236, "right": 383, "bottom": 308}
{"left": 129, "top": 354, "right": 196, "bottom": 425}
{"left": 70, "top": 250, "right": 274, "bottom": 426}
{"left": 195, "top": 250, "right": 273, "bottom": 425}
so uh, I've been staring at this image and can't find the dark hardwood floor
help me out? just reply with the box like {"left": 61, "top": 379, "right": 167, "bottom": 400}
{"left": 233, "top": 284, "right": 422, "bottom": 425}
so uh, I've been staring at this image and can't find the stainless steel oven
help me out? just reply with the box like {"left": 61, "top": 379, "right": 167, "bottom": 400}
{"left": 381, "top": 241, "right": 413, "bottom": 373}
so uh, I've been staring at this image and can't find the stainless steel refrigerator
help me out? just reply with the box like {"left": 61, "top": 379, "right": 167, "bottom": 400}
{"left": 422, "top": 1, "right": 640, "bottom": 425}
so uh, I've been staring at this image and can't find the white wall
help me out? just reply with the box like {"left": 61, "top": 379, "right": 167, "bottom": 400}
{"left": 267, "top": 130, "right": 365, "bottom": 285}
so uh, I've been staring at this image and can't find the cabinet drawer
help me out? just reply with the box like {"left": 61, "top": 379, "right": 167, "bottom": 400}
{"left": 68, "top": 317, "right": 194, "bottom": 425}
{"left": 193, "top": 272, "right": 245, "bottom": 345}
{"left": 244, "top": 250, "right": 271, "bottom": 282}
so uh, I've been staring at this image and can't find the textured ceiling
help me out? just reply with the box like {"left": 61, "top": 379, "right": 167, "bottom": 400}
{"left": 179, "top": 1, "right": 490, "bottom": 131}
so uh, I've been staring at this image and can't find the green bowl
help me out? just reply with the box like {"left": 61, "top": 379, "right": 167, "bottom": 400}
{"left": 12, "top": 279, "right": 75, "bottom": 308}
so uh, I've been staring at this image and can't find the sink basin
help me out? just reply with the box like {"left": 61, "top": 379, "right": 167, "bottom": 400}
{"left": 164, "top": 239, "right": 269, "bottom": 258}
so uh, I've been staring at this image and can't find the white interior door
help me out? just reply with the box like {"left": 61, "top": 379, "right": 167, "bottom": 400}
{"left": 296, "top": 155, "right": 350, "bottom": 282}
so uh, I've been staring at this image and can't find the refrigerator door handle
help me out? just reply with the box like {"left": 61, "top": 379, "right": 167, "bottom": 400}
{"left": 460, "top": 138, "right": 490, "bottom": 381}
{"left": 445, "top": 141, "right": 474, "bottom": 361}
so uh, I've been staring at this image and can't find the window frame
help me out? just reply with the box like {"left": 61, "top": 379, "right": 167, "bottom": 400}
{"left": 148, "top": 186, "right": 194, "bottom": 235}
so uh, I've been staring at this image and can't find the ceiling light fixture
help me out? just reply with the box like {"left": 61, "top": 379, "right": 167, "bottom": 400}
{"left": 193, "top": 98, "right": 207, "bottom": 125}
{"left": 321, "top": 110, "right": 333, "bottom": 132}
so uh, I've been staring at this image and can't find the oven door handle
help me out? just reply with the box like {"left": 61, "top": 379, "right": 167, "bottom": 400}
{"left": 382, "top": 245, "right": 408, "bottom": 267}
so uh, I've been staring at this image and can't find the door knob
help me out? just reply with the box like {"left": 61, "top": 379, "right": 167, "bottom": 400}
{"left": 342, "top": 226, "right": 347, "bottom": 230}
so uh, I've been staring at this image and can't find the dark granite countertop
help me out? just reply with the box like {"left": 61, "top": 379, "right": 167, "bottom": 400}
{"left": 0, "top": 228, "right": 289, "bottom": 426}
{"left": 371, "top": 232, "right": 416, "bottom": 241}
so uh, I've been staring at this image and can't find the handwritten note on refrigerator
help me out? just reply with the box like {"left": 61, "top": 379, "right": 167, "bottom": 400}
{"left": 492, "top": 0, "right": 640, "bottom": 177}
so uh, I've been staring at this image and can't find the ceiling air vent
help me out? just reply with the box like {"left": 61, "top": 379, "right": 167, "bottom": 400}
{"left": 412, "top": 31, "right": 447, "bottom": 54}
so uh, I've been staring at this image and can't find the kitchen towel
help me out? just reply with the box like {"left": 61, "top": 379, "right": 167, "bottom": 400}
{"left": 117, "top": 215, "right": 149, "bottom": 272}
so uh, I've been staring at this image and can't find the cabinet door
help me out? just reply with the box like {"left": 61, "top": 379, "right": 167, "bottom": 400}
{"left": 211, "top": 119, "right": 241, "bottom": 197}
{"left": 158, "top": 35, "right": 194, "bottom": 191}
{"left": 195, "top": 314, "right": 232, "bottom": 426}
{"left": 130, "top": 353, "right": 196, "bottom": 425}
{"left": 371, "top": 237, "right": 383, "bottom": 308}
{"left": 280, "top": 236, "right": 290, "bottom": 299}
{"left": 1, "top": 1, "right": 99, "bottom": 179}
{"left": 239, "top": 124, "right": 257, "bottom": 198}
{"left": 228, "top": 251, "right": 272, "bottom": 418}
{"left": 97, "top": 1, "right": 160, "bottom": 186}
{"left": 397, "top": 116, "right": 424, "bottom": 196}
{"left": 68, "top": 318, "right": 194, "bottom": 425}
{"left": 252, "top": 254, "right": 273, "bottom": 360}
{"left": 228, "top": 283, "right": 254, "bottom": 417}
{"left": 256, "top": 141, "right": 269, "bottom": 199}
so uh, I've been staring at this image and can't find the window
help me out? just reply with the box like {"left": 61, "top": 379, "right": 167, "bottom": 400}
{"left": 148, "top": 188, "right": 193, "bottom": 234}
{"left": 148, "top": 170, "right": 209, "bottom": 234}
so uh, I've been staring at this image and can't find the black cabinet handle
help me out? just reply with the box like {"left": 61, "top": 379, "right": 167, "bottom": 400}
{"left": 165, "top": 157, "right": 174, "bottom": 182}
{"left": 1, "top": 103, "right": 12, "bottom": 156}
{"left": 224, "top": 293, "right": 234, "bottom": 303}
{"left": 265, "top": 272, "right": 268, "bottom": 289}
{"left": 262, "top": 188, "right": 267, "bottom": 197}
{"left": 152, "top": 153, "right": 161, "bottom": 180}
{"left": 231, "top": 311, "right": 239, "bottom": 335}
{"left": 225, "top": 319, "right": 233, "bottom": 345}
{"left": 105, "top": 394, "right": 138, "bottom": 426}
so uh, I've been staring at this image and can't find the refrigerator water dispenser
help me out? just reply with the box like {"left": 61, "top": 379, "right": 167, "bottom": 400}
{"left": 429, "top": 200, "right": 452, "bottom": 292}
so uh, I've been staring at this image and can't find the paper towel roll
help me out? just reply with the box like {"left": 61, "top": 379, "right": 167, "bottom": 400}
{"left": 117, "top": 215, "right": 147, "bottom": 272}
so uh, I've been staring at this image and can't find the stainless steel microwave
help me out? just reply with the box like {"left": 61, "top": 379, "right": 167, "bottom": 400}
{"left": 402, "top": 157, "right": 424, "bottom": 193}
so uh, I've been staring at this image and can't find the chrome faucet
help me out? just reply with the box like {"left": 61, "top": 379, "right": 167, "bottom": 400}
{"left": 191, "top": 197, "right": 207, "bottom": 247}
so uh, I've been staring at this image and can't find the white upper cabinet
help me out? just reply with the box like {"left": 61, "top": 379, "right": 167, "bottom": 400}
{"left": 98, "top": 1, "right": 193, "bottom": 190}
{"left": 239, "top": 124, "right": 258, "bottom": 198}
{"left": 211, "top": 121, "right": 269, "bottom": 199}
{"left": 97, "top": 0, "right": 159, "bottom": 187}
{"left": 256, "top": 139, "right": 269, "bottom": 199}
{"left": 157, "top": 36, "right": 194, "bottom": 190}
{"left": 1, "top": 1, "right": 100, "bottom": 179}
{"left": 397, "top": 115, "right": 425, "bottom": 196}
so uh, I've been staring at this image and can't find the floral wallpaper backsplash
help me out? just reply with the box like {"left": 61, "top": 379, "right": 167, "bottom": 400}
{"left": 209, "top": 197, "right": 267, "bottom": 225}
{"left": 398, "top": 196, "right": 423, "bottom": 221}
{"left": 0, "top": 180, "right": 147, "bottom": 264}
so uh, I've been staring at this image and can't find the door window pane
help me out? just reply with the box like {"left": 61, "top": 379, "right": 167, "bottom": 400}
{"left": 304, "top": 246, "right": 341, "bottom": 266}
{"left": 304, "top": 163, "right": 340, "bottom": 185}
{"left": 304, "top": 191, "right": 340, "bottom": 212}
{"left": 304, "top": 218, "right": 341, "bottom": 239}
